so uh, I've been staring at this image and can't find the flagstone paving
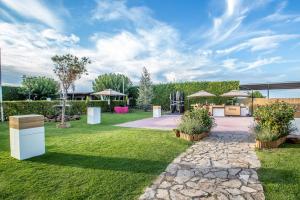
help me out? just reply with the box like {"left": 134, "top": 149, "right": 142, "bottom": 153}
{"left": 139, "top": 133, "right": 264, "bottom": 200}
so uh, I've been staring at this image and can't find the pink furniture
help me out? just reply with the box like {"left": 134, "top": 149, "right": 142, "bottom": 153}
{"left": 114, "top": 106, "right": 129, "bottom": 114}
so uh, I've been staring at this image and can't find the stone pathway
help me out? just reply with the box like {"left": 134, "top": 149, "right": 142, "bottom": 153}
{"left": 139, "top": 133, "right": 264, "bottom": 200}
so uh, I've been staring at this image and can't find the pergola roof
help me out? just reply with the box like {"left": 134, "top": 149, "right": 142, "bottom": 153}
{"left": 240, "top": 81, "right": 300, "bottom": 90}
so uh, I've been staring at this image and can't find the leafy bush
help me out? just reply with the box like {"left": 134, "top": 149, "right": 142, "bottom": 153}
{"left": 178, "top": 108, "right": 215, "bottom": 135}
{"left": 2, "top": 100, "right": 125, "bottom": 120}
{"left": 253, "top": 102, "right": 296, "bottom": 141}
{"left": 2, "top": 86, "right": 25, "bottom": 100}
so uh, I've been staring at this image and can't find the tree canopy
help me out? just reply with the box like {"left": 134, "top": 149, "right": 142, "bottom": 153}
{"left": 19, "top": 76, "right": 59, "bottom": 100}
{"left": 92, "top": 73, "right": 132, "bottom": 94}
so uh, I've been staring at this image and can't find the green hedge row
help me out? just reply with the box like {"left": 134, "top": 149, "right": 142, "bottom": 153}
{"left": 2, "top": 100, "right": 126, "bottom": 120}
{"left": 152, "top": 81, "right": 240, "bottom": 110}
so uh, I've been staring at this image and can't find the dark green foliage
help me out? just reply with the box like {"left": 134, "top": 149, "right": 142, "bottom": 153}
{"left": 253, "top": 102, "right": 296, "bottom": 141}
{"left": 93, "top": 73, "right": 132, "bottom": 94}
{"left": 178, "top": 108, "right": 215, "bottom": 135}
{"left": 2, "top": 86, "right": 25, "bottom": 100}
{"left": 128, "top": 86, "right": 139, "bottom": 107}
{"left": 2, "top": 100, "right": 125, "bottom": 120}
{"left": 19, "top": 76, "right": 59, "bottom": 100}
{"left": 251, "top": 91, "right": 265, "bottom": 98}
{"left": 151, "top": 81, "right": 240, "bottom": 110}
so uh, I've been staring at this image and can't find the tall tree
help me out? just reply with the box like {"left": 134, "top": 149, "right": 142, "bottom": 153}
{"left": 92, "top": 73, "right": 132, "bottom": 94}
{"left": 19, "top": 76, "right": 59, "bottom": 100}
{"left": 137, "top": 67, "right": 153, "bottom": 111}
{"left": 52, "top": 54, "right": 91, "bottom": 128}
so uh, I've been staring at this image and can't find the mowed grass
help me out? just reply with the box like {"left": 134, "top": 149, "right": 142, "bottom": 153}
{"left": 0, "top": 111, "right": 190, "bottom": 200}
{"left": 256, "top": 143, "right": 300, "bottom": 200}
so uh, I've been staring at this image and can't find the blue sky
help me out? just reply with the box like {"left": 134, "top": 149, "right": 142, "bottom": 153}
{"left": 0, "top": 0, "right": 300, "bottom": 96}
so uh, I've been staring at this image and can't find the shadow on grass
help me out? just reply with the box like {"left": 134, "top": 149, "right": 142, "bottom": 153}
{"left": 258, "top": 167, "right": 298, "bottom": 184}
{"left": 28, "top": 152, "right": 168, "bottom": 174}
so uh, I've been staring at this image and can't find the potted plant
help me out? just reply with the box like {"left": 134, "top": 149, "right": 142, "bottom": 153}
{"left": 253, "top": 102, "right": 296, "bottom": 149}
{"left": 177, "top": 108, "right": 215, "bottom": 141}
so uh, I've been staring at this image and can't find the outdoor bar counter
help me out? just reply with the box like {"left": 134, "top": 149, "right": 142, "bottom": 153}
{"left": 192, "top": 104, "right": 249, "bottom": 117}
{"left": 210, "top": 105, "right": 249, "bottom": 116}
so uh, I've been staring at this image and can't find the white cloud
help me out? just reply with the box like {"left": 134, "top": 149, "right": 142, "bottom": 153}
{"left": 238, "top": 57, "right": 281, "bottom": 72}
{"left": 42, "top": 29, "right": 80, "bottom": 45}
{"left": 216, "top": 34, "right": 300, "bottom": 55}
{"left": 0, "top": 0, "right": 62, "bottom": 29}
{"left": 222, "top": 59, "right": 237, "bottom": 70}
{"left": 204, "top": 0, "right": 247, "bottom": 47}
{"left": 91, "top": 0, "right": 151, "bottom": 25}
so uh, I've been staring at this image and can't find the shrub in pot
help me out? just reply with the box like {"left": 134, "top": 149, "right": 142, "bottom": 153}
{"left": 177, "top": 108, "right": 215, "bottom": 141}
{"left": 253, "top": 101, "right": 296, "bottom": 148}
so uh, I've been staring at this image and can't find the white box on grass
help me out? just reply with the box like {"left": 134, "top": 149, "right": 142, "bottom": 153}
{"left": 9, "top": 115, "right": 45, "bottom": 160}
{"left": 153, "top": 106, "right": 161, "bottom": 118}
{"left": 87, "top": 107, "right": 101, "bottom": 124}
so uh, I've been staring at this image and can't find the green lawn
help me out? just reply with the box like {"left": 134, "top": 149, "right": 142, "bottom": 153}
{"left": 0, "top": 111, "right": 190, "bottom": 200}
{"left": 257, "top": 143, "right": 300, "bottom": 200}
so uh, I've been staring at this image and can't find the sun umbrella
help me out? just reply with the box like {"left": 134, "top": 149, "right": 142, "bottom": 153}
{"left": 221, "top": 90, "right": 250, "bottom": 97}
{"left": 187, "top": 90, "right": 215, "bottom": 98}
{"left": 92, "top": 89, "right": 126, "bottom": 108}
{"left": 92, "top": 89, "right": 125, "bottom": 97}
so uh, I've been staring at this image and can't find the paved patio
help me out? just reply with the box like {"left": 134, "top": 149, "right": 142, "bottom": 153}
{"left": 116, "top": 115, "right": 254, "bottom": 134}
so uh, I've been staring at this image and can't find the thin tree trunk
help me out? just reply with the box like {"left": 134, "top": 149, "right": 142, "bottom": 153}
{"left": 61, "top": 90, "right": 67, "bottom": 125}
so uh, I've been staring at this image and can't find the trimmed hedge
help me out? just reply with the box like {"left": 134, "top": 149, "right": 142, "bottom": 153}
{"left": 3, "top": 100, "right": 125, "bottom": 120}
{"left": 151, "top": 81, "right": 239, "bottom": 110}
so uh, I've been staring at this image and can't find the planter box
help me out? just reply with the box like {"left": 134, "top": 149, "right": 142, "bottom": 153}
{"left": 9, "top": 115, "right": 45, "bottom": 160}
{"left": 173, "top": 129, "right": 180, "bottom": 137}
{"left": 256, "top": 136, "right": 287, "bottom": 149}
{"left": 180, "top": 132, "right": 209, "bottom": 141}
{"left": 87, "top": 107, "right": 101, "bottom": 124}
{"left": 114, "top": 106, "right": 129, "bottom": 114}
{"left": 153, "top": 106, "right": 161, "bottom": 118}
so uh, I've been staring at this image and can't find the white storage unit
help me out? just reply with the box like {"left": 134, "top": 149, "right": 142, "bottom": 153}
{"left": 241, "top": 107, "right": 250, "bottom": 116}
{"left": 213, "top": 108, "right": 225, "bottom": 117}
{"left": 153, "top": 106, "right": 162, "bottom": 118}
{"left": 87, "top": 107, "right": 101, "bottom": 124}
{"left": 9, "top": 115, "right": 45, "bottom": 160}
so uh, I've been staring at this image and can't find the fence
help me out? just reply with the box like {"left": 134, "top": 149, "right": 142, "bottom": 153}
{"left": 241, "top": 98, "right": 300, "bottom": 118}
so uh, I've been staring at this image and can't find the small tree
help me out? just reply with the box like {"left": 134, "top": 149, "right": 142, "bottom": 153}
{"left": 137, "top": 67, "right": 153, "bottom": 111}
{"left": 52, "top": 54, "right": 91, "bottom": 128}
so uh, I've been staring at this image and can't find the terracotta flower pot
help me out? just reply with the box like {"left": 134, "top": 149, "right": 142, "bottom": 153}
{"left": 255, "top": 136, "right": 287, "bottom": 149}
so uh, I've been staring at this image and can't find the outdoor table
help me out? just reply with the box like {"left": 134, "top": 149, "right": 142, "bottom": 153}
{"left": 9, "top": 115, "right": 45, "bottom": 160}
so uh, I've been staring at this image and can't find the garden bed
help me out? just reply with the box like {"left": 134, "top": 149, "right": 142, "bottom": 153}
{"left": 180, "top": 132, "right": 209, "bottom": 141}
{"left": 255, "top": 136, "right": 287, "bottom": 149}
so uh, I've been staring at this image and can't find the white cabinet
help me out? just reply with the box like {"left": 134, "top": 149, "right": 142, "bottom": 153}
{"left": 9, "top": 115, "right": 45, "bottom": 160}
{"left": 213, "top": 108, "right": 225, "bottom": 117}
{"left": 153, "top": 106, "right": 161, "bottom": 118}
{"left": 87, "top": 107, "right": 101, "bottom": 124}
